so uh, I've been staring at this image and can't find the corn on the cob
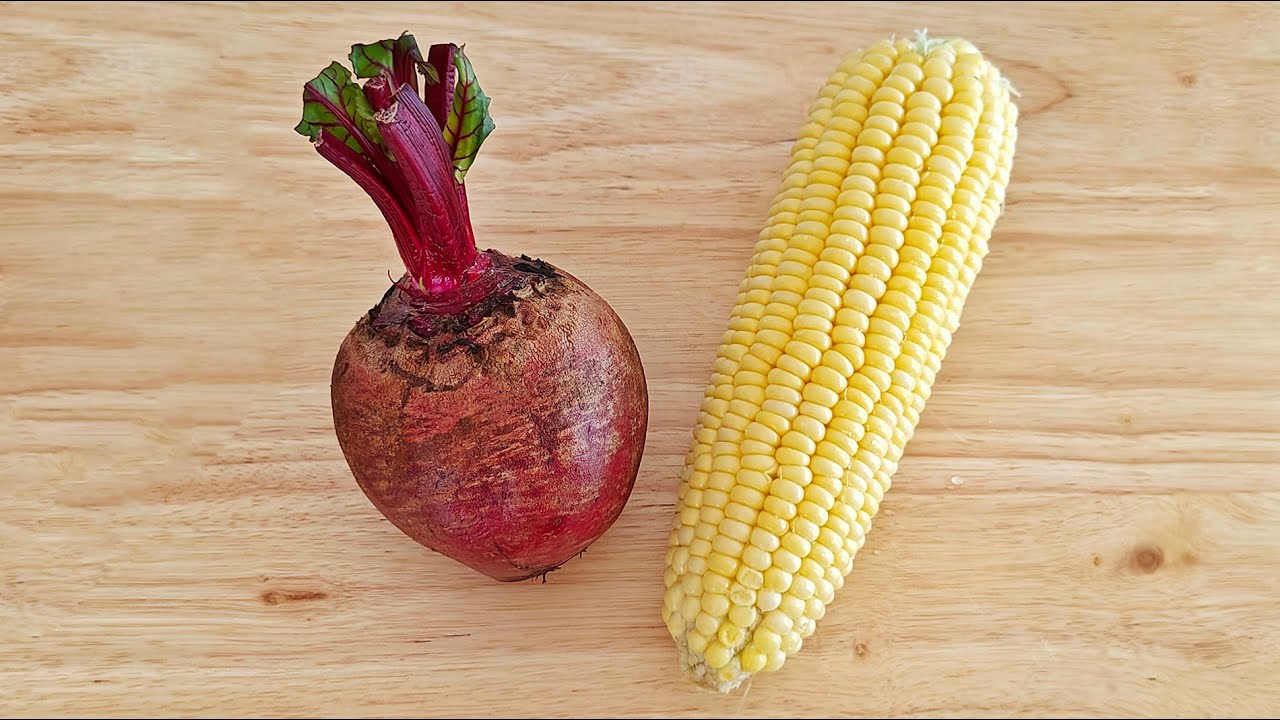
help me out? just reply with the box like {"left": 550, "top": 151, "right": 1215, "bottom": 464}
{"left": 663, "top": 31, "right": 1018, "bottom": 691}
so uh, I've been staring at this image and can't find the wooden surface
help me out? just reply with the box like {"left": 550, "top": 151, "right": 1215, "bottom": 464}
{"left": 3, "top": 2, "right": 1278, "bottom": 717}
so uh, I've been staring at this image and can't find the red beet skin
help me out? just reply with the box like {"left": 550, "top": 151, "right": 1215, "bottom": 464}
{"left": 331, "top": 251, "right": 649, "bottom": 581}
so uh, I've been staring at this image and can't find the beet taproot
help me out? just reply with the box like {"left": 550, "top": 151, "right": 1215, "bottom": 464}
{"left": 297, "top": 34, "right": 648, "bottom": 580}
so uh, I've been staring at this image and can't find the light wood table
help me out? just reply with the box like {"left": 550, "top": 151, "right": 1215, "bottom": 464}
{"left": 3, "top": 2, "right": 1277, "bottom": 717}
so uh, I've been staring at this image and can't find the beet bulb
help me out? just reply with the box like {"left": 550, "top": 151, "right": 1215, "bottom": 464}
{"left": 296, "top": 34, "right": 648, "bottom": 581}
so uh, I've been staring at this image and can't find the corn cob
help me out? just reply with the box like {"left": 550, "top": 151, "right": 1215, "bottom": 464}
{"left": 662, "top": 31, "right": 1018, "bottom": 691}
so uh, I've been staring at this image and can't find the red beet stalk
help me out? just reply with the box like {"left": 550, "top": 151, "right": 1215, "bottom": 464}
{"left": 295, "top": 33, "right": 648, "bottom": 581}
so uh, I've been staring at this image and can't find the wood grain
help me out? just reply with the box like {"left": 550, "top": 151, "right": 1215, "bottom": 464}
{"left": 3, "top": 1, "right": 1278, "bottom": 717}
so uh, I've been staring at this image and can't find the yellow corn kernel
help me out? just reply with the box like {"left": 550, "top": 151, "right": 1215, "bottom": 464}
{"left": 795, "top": 616, "right": 817, "bottom": 639}
{"left": 756, "top": 509, "right": 790, "bottom": 535}
{"left": 797, "top": 501, "right": 829, "bottom": 526}
{"left": 736, "top": 566, "right": 764, "bottom": 591}
{"left": 771, "top": 548, "right": 802, "bottom": 575}
{"left": 780, "top": 533, "right": 811, "bottom": 558}
{"left": 680, "top": 597, "right": 701, "bottom": 624}
{"left": 762, "top": 496, "right": 796, "bottom": 520}
{"left": 756, "top": 589, "right": 782, "bottom": 613}
{"left": 706, "top": 552, "right": 739, "bottom": 578}
{"left": 719, "top": 516, "right": 753, "bottom": 542}
{"left": 749, "top": 526, "right": 781, "bottom": 552}
{"left": 752, "top": 627, "right": 782, "bottom": 653}
{"left": 792, "top": 515, "right": 823, "bottom": 543}
{"left": 779, "top": 593, "right": 807, "bottom": 620}
{"left": 763, "top": 611, "right": 795, "bottom": 636}
{"left": 781, "top": 631, "right": 804, "bottom": 655}
{"left": 763, "top": 567, "right": 793, "bottom": 593}
{"left": 728, "top": 603, "right": 758, "bottom": 629}
{"left": 742, "top": 545, "right": 772, "bottom": 572}
{"left": 729, "top": 584, "right": 756, "bottom": 608}
{"left": 701, "top": 592, "right": 730, "bottom": 617}
{"left": 694, "top": 612, "right": 719, "bottom": 637}
{"left": 806, "top": 597, "right": 828, "bottom": 620}
{"left": 764, "top": 650, "right": 787, "bottom": 672}
{"left": 711, "top": 535, "right": 744, "bottom": 558}
{"left": 730, "top": 486, "right": 766, "bottom": 511}
{"left": 718, "top": 623, "right": 747, "bottom": 649}
{"left": 741, "top": 647, "right": 767, "bottom": 673}
{"left": 702, "top": 571, "right": 731, "bottom": 595}
{"left": 665, "top": 613, "right": 684, "bottom": 638}
{"left": 790, "top": 575, "right": 816, "bottom": 600}
{"left": 687, "top": 631, "right": 709, "bottom": 655}
{"left": 770, "top": 478, "right": 806, "bottom": 505}
{"left": 704, "top": 641, "right": 734, "bottom": 669}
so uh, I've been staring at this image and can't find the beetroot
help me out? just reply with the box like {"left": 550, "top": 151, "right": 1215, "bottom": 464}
{"left": 297, "top": 34, "right": 648, "bottom": 581}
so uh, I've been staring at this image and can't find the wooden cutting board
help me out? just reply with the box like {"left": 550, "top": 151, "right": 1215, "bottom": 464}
{"left": 3, "top": 2, "right": 1277, "bottom": 717}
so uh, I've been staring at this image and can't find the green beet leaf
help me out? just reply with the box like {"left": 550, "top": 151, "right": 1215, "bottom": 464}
{"left": 294, "top": 61, "right": 382, "bottom": 155}
{"left": 349, "top": 32, "right": 423, "bottom": 96}
{"left": 444, "top": 47, "right": 495, "bottom": 183}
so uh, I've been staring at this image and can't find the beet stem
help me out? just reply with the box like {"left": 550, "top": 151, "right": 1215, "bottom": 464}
{"left": 315, "top": 130, "right": 426, "bottom": 276}
{"left": 297, "top": 34, "right": 497, "bottom": 297}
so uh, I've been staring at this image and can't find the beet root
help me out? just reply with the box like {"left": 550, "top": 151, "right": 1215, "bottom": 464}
{"left": 330, "top": 251, "right": 648, "bottom": 581}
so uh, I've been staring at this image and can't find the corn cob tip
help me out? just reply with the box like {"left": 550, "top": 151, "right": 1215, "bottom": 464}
{"left": 909, "top": 28, "right": 948, "bottom": 55}
{"left": 674, "top": 633, "right": 751, "bottom": 693}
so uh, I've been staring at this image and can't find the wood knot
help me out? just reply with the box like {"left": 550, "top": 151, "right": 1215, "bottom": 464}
{"left": 1129, "top": 545, "right": 1164, "bottom": 574}
{"left": 1092, "top": 554, "right": 1103, "bottom": 567}
{"left": 854, "top": 642, "right": 869, "bottom": 657}
{"left": 261, "top": 589, "right": 329, "bottom": 605}
{"left": 1178, "top": 72, "right": 1197, "bottom": 87}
